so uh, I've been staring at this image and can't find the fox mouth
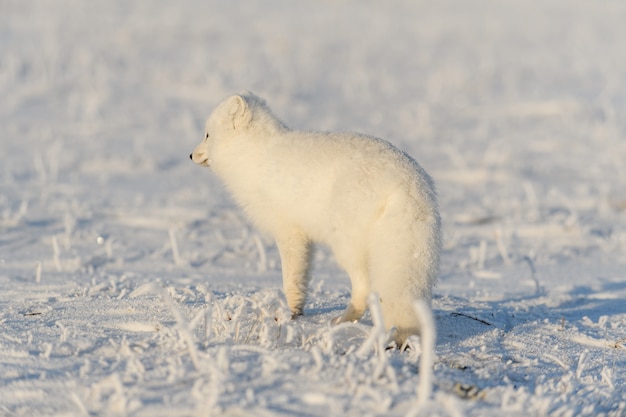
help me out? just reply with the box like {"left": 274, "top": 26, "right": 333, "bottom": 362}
{"left": 197, "top": 158, "right": 210, "bottom": 167}
{"left": 190, "top": 153, "right": 211, "bottom": 167}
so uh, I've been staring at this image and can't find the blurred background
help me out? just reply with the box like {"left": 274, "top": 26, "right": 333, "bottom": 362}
{"left": 2, "top": 0, "right": 625, "bottom": 289}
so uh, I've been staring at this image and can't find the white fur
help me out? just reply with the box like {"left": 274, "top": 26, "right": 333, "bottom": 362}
{"left": 191, "top": 92, "right": 441, "bottom": 345}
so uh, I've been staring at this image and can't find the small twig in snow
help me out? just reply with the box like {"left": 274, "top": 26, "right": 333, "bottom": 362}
{"left": 601, "top": 367, "right": 614, "bottom": 390}
{"left": 69, "top": 392, "right": 90, "bottom": 417}
{"left": 544, "top": 353, "right": 569, "bottom": 371}
{"left": 494, "top": 227, "right": 511, "bottom": 265}
{"left": 201, "top": 293, "right": 213, "bottom": 343}
{"left": 310, "top": 346, "right": 324, "bottom": 373}
{"left": 234, "top": 320, "right": 241, "bottom": 343}
{"left": 51, "top": 236, "right": 62, "bottom": 271}
{"left": 160, "top": 287, "right": 200, "bottom": 371}
{"left": 576, "top": 350, "right": 588, "bottom": 379}
{"left": 35, "top": 261, "right": 42, "bottom": 283}
{"left": 414, "top": 300, "right": 436, "bottom": 406}
{"left": 63, "top": 212, "right": 74, "bottom": 250}
{"left": 451, "top": 312, "right": 492, "bottom": 326}
{"left": 523, "top": 255, "right": 542, "bottom": 295}
{"left": 168, "top": 226, "right": 183, "bottom": 267}
{"left": 355, "top": 293, "right": 386, "bottom": 358}
{"left": 243, "top": 320, "right": 261, "bottom": 344}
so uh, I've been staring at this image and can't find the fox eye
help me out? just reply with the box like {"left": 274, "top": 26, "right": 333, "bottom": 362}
{"left": 204, "top": 133, "right": 209, "bottom": 141}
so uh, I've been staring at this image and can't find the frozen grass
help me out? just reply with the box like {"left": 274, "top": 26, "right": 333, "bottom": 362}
{"left": 1, "top": 0, "right": 626, "bottom": 416}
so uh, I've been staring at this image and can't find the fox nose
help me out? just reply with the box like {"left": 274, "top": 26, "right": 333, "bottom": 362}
{"left": 189, "top": 153, "right": 193, "bottom": 160}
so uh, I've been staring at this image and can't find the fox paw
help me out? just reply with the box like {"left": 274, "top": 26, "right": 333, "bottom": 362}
{"left": 290, "top": 310, "right": 303, "bottom": 320}
{"left": 331, "top": 314, "right": 358, "bottom": 325}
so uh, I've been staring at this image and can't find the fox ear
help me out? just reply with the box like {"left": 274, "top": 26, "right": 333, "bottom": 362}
{"left": 226, "top": 95, "right": 251, "bottom": 130}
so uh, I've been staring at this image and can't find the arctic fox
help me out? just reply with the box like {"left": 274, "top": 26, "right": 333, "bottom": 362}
{"left": 190, "top": 92, "right": 441, "bottom": 345}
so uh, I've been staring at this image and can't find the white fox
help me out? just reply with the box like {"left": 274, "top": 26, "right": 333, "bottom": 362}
{"left": 190, "top": 92, "right": 441, "bottom": 345}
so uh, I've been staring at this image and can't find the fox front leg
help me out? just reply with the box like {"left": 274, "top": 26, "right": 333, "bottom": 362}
{"left": 275, "top": 230, "right": 313, "bottom": 318}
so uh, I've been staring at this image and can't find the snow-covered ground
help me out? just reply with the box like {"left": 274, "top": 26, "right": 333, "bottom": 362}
{"left": 1, "top": 0, "right": 626, "bottom": 415}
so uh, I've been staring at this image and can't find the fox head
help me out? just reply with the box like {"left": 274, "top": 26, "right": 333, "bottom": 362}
{"left": 189, "top": 93, "right": 254, "bottom": 167}
{"left": 190, "top": 92, "right": 287, "bottom": 168}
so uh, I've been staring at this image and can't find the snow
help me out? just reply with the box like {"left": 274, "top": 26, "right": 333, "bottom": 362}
{"left": 1, "top": 0, "right": 625, "bottom": 415}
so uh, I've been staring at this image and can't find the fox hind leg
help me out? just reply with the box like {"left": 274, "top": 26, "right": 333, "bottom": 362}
{"left": 333, "top": 256, "right": 370, "bottom": 324}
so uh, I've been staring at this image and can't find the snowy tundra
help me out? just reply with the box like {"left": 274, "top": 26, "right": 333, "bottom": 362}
{"left": 191, "top": 92, "right": 441, "bottom": 345}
